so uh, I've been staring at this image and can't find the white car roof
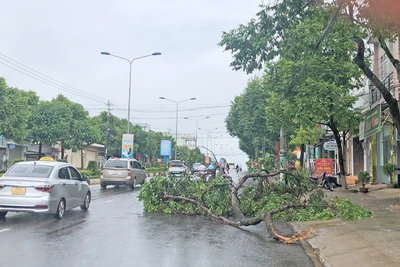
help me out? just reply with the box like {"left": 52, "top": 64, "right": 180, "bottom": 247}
{"left": 15, "top": 161, "right": 70, "bottom": 167}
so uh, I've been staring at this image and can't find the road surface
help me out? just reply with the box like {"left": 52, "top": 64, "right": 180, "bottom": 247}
{"left": 0, "top": 178, "right": 314, "bottom": 267}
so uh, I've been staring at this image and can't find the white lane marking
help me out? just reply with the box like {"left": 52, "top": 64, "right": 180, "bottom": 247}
{"left": 0, "top": 228, "right": 10, "bottom": 233}
{"left": 104, "top": 200, "right": 113, "bottom": 203}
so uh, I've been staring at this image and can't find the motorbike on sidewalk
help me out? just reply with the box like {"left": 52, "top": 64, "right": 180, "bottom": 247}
{"left": 309, "top": 172, "right": 334, "bottom": 191}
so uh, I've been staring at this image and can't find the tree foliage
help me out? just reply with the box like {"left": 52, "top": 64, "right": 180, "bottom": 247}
{"left": 226, "top": 78, "right": 279, "bottom": 159}
{"left": 176, "top": 146, "right": 205, "bottom": 167}
{"left": 220, "top": 1, "right": 367, "bottom": 185}
{"left": 0, "top": 77, "right": 39, "bottom": 142}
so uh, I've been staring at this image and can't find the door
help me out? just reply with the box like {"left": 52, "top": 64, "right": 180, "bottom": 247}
{"left": 68, "top": 167, "right": 85, "bottom": 207}
{"left": 57, "top": 167, "right": 77, "bottom": 209}
{"left": 132, "top": 161, "right": 146, "bottom": 184}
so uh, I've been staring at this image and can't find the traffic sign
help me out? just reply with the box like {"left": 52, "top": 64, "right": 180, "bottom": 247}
{"left": 323, "top": 141, "right": 337, "bottom": 151}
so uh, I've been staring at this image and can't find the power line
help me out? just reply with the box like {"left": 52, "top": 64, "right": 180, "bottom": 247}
{"left": 84, "top": 104, "right": 231, "bottom": 113}
{"left": 0, "top": 53, "right": 108, "bottom": 103}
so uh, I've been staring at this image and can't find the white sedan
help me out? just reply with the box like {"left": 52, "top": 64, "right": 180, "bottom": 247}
{"left": 0, "top": 161, "right": 91, "bottom": 219}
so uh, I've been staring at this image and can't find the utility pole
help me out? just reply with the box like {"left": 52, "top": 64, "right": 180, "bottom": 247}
{"left": 105, "top": 100, "right": 111, "bottom": 159}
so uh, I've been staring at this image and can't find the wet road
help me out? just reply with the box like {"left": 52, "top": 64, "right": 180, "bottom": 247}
{"left": 0, "top": 179, "right": 314, "bottom": 267}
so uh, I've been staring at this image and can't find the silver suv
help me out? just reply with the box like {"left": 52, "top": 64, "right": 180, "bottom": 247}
{"left": 168, "top": 160, "right": 187, "bottom": 176}
{"left": 100, "top": 158, "right": 146, "bottom": 189}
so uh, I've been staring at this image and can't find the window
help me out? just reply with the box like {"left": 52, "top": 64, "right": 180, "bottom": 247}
{"left": 133, "top": 161, "right": 142, "bottom": 169}
{"left": 105, "top": 160, "right": 128, "bottom": 168}
{"left": 68, "top": 167, "right": 81, "bottom": 180}
{"left": 170, "top": 160, "right": 183, "bottom": 167}
{"left": 58, "top": 167, "right": 70, "bottom": 180}
{"left": 380, "top": 53, "right": 388, "bottom": 80}
{"left": 5, "top": 164, "right": 54, "bottom": 178}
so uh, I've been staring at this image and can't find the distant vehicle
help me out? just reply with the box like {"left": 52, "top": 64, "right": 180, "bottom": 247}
{"left": 0, "top": 161, "right": 91, "bottom": 220}
{"left": 191, "top": 163, "right": 202, "bottom": 174}
{"left": 100, "top": 158, "right": 146, "bottom": 189}
{"left": 168, "top": 160, "right": 187, "bottom": 176}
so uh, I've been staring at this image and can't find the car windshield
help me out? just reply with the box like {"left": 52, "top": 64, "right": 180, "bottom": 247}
{"left": 3, "top": 164, "right": 54, "bottom": 178}
{"left": 105, "top": 160, "right": 128, "bottom": 168}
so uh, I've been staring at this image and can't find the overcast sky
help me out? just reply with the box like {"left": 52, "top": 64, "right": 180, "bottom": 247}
{"left": 0, "top": 0, "right": 265, "bottom": 166}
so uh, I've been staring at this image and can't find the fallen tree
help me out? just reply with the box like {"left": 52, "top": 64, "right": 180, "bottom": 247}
{"left": 138, "top": 169, "right": 371, "bottom": 244}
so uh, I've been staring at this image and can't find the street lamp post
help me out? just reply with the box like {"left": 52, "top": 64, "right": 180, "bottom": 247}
{"left": 101, "top": 51, "right": 161, "bottom": 134}
{"left": 184, "top": 116, "right": 210, "bottom": 147}
{"left": 198, "top": 128, "right": 218, "bottom": 156}
{"left": 159, "top": 97, "right": 196, "bottom": 159}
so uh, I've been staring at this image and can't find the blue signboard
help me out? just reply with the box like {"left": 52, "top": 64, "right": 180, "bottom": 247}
{"left": 160, "top": 140, "right": 172, "bottom": 156}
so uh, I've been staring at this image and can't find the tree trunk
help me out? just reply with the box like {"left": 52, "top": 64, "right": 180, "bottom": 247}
{"left": 80, "top": 143, "right": 84, "bottom": 169}
{"left": 60, "top": 140, "right": 64, "bottom": 159}
{"left": 342, "top": 130, "right": 346, "bottom": 174}
{"left": 330, "top": 123, "right": 347, "bottom": 188}
{"left": 353, "top": 36, "right": 400, "bottom": 132}
{"left": 300, "top": 144, "right": 305, "bottom": 168}
{"left": 38, "top": 142, "right": 42, "bottom": 160}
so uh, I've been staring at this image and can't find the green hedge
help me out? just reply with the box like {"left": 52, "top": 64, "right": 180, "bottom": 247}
{"left": 146, "top": 167, "right": 167, "bottom": 173}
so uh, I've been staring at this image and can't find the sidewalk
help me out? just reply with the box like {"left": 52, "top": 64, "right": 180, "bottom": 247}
{"left": 290, "top": 184, "right": 400, "bottom": 267}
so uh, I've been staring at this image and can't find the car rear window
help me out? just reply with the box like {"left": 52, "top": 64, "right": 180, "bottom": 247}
{"left": 170, "top": 161, "right": 183, "bottom": 167}
{"left": 4, "top": 164, "right": 54, "bottom": 178}
{"left": 105, "top": 160, "right": 128, "bottom": 168}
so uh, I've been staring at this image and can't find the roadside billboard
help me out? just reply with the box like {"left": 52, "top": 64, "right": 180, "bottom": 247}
{"left": 121, "top": 134, "right": 134, "bottom": 159}
{"left": 160, "top": 140, "right": 172, "bottom": 156}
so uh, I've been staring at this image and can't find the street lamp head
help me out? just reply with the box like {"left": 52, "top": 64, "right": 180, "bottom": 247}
{"left": 152, "top": 52, "right": 162, "bottom": 56}
{"left": 206, "top": 116, "right": 210, "bottom": 119}
{"left": 159, "top": 97, "right": 165, "bottom": 99}
{"left": 184, "top": 117, "right": 189, "bottom": 119}
{"left": 100, "top": 52, "right": 110, "bottom": 55}
{"left": 190, "top": 98, "right": 196, "bottom": 100}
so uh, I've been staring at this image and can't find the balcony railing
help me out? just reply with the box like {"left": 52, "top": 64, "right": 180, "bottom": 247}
{"left": 370, "top": 73, "right": 394, "bottom": 104}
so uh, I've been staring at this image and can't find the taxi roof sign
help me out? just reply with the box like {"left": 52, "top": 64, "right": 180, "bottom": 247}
{"left": 39, "top": 157, "right": 55, "bottom": 162}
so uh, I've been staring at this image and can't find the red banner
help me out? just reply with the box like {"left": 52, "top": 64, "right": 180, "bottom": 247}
{"left": 314, "top": 158, "right": 333, "bottom": 177}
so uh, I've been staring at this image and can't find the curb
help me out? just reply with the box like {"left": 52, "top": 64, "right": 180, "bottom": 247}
{"left": 287, "top": 222, "right": 324, "bottom": 267}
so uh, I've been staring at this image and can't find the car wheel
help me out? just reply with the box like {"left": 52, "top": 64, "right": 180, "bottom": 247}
{"left": 100, "top": 183, "right": 107, "bottom": 189}
{"left": 130, "top": 177, "right": 137, "bottom": 190}
{"left": 55, "top": 199, "right": 66, "bottom": 220}
{"left": 0, "top": 211, "right": 7, "bottom": 219}
{"left": 80, "top": 192, "right": 91, "bottom": 211}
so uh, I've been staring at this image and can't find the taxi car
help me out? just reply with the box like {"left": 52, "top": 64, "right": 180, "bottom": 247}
{"left": 0, "top": 160, "right": 91, "bottom": 219}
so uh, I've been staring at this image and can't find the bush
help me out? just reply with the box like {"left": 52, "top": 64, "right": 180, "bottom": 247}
{"left": 57, "top": 159, "right": 68, "bottom": 162}
{"left": 80, "top": 170, "right": 92, "bottom": 177}
{"left": 145, "top": 162, "right": 152, "bottom": 168}
{"left": 12, "top": 158, "right": 25, "bottom": 165}
{"left": 87, "top": 161, "right": 100, "bottom": 175}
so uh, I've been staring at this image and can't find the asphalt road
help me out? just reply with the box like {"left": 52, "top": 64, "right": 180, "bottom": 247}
{"left": 0, "top": 178, "right": 314, "bottom": 267}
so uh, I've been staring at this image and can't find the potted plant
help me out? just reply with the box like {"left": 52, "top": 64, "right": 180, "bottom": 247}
{"left": 383, "top": 163, "right": 396, "bottom": 183}
{"left": 358, "top": 171, "right": 371, "bottom": 193}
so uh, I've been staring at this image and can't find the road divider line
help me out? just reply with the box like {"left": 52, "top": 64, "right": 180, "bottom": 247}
{"left": 0, "top": 228, "right": 10, "bottom": 233}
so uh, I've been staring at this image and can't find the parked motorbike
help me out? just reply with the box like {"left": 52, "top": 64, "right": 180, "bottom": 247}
{"left": 309, "top": 172, "right": 334, "bottom": 191}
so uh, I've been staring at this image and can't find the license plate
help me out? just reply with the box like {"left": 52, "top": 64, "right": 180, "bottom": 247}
{"left": 11, "top": 187, "right": 26, "bottom": 195}
{"left": 110, "top": 171, "right": 120, "bottom": 175}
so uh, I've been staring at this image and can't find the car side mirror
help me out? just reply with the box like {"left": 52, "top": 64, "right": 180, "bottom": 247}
{"left": 82, "top": 175, "right": 90, "bottom": 185}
